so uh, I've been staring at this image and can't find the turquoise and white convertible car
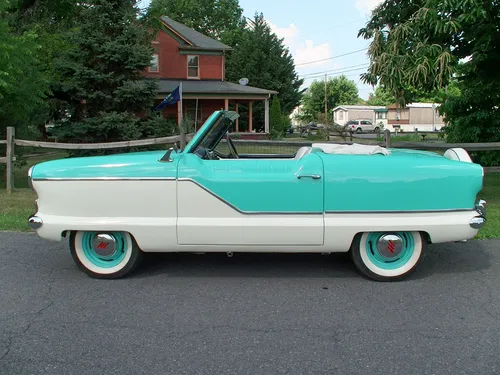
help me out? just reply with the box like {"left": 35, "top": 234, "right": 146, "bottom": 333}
{"left": 27, "top": 111, "right": 487, "bottom": 281}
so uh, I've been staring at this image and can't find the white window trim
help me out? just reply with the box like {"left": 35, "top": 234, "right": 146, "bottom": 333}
{"left": 149, "top": 53, "right": 159, "bottom": 73}
{"left": 187, "top": 55, "right": 200, "bottom": 79}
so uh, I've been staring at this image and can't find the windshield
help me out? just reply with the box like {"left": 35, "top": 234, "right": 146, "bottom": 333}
{"left": 192, "top": 115, "right": 231, "bottom": 152}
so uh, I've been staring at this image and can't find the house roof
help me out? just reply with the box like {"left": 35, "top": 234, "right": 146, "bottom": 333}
{"left": 161, "top": 16, "right": 232, "bottom": 51}
{"left": 333, "top": 105, "right": 387, "bottom": 111}
{"left": 155, "top": 79, "right": 278, "bottom": 97}
{"left": 388, "top": 102, "right": 440, "bottom": 109}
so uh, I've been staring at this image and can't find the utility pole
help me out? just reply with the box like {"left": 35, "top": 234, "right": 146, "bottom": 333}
{"left": 324, "top": 73, "right": 328, "bottom": 121}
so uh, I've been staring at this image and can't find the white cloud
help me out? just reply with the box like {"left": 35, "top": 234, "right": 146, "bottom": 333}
{"left": 268, "top": 22, "right": 332, "bottom": 68}
{"left": 355, "top": 0, "right": 383, "bottom": 15}
{"left": 268, "top": 22, "right": 300, "bottom": 49}
{"left": 295, "top": 40, "right": 332, "bottom": 67}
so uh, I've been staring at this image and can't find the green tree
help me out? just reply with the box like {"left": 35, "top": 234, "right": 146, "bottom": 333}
{"left": 301, "top": 75, "right": 360, "bottom": 121}
{"left": 225, "top": 13, "right": 304, "bottom": 130}
{"left": 50, "top": 0, "right": 165, "bottom": 149}
{"left": 0, "top": 1, "right": 49, "bottom": 139}
{"left": 269, "top": 95, "right": 286, "bottom": 138}
{"left": 366, "top": 86, "right": 396, "bottom": 106}
{"left": 145, "top": 0, "right": 246, "bottom": 43}
{"left": 358, "top": 0, "right": 500, "bottom": 165}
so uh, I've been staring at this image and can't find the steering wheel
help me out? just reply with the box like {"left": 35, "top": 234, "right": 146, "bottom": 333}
{"left": 226, "top": 133, "right": 239, "bottom": 159}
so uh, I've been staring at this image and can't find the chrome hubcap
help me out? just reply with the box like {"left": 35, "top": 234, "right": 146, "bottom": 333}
{"left": 376, "top": 234, "right": 403, "bottom": 259}
{"left": 91, "top": 234, "right": 117, "bottom": 257}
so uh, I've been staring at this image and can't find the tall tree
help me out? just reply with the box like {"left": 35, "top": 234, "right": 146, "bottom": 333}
{"left": 225, "top": 13, "right": 304, "bottom": 129}
{"left": 50, "top": 0, "right": 168, "bottom": 148}
{"left": 301, "top": 75, "right": 360, "bottom": 121}
{"left": 0, "top": 0, "right": 49, "bottom": 138}
{"left": 145, "top": 0, "right": 246, "bottom": 43}
{"left": 358, "top": 0, "right": 500, "bottom": 165}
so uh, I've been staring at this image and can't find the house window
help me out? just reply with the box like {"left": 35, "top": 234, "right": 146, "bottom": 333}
{"left": 339, "top": 111, "right": 344, "bottom": 120}
{"left": 376, "top": 111, "right": 387, "bottom": 120}
{"left": 149, "top": 54, "right": 159, "bottom": 72}
{"left": 187, "top": 55, "right": 199, "bottom": 78}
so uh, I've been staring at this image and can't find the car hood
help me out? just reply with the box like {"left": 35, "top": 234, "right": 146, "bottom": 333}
{"left": 30, "top": 150, "right": 179, "bottom": 180}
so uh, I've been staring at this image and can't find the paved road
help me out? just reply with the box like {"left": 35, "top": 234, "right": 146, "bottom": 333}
{"left": 1, "top": 233, "right": 499, "bottom": 375}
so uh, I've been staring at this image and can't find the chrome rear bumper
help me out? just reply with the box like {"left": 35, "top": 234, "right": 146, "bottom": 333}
{"left": 470, "top": 200, "right": 486, "bottom": 229}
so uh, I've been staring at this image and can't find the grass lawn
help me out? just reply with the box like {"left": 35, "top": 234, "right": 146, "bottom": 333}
{"left": 1, "top": 150, "right": 499, "bottom": 239}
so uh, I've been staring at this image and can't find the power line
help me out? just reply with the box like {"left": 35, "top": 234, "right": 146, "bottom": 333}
{"left": 301, "top": 66, "right": 369, "bottom": 80}
{"left": 300, "top": 63, "right": 369, "bottom": 78}
{"left": 295, "top": 47, "right": 369, "bottom": 66}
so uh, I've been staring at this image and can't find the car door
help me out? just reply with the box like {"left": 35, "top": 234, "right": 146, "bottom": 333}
{"left": 176, "top": 152, "right": 325, "bottom": 246}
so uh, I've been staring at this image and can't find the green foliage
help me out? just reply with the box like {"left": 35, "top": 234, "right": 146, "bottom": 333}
{"left": 269, "top": 95, "right": 286, "bottom": 139}
{"left": 0, "top": 0, "right": 50, "bottom": 137}
{"left": 145, "top": 0, "right": 246, "bottom": 43}
{"left": 49, "top": 0, "right": 165, "bottom": 149}
{"left": 225, "top": 13, "right": 304, "bottom": 130}
{"left": 366, "top": 86, "right": 396, "bottom": 106}
{"left": 301, "top": 75, "right": 360, "bottom": 121}
{"left": 359, "top": 0, "right": 500, "bottom": 160}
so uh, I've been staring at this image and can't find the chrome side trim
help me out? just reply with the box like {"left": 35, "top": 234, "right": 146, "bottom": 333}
{"left": 31, "top": 177, "right": 177, "bottom": 181}
{"left": 178, "top": 178, "right": 323, "bottom": 216}
{"left": 325, "top": 209, "right": 476, "bottom": 214}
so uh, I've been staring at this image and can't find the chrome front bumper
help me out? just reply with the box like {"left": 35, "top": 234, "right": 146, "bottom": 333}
{"left": 470, "top": 200, "right": 487, "bottom": 229}
{"left": 27, "top": 198, "right": 42, "bottom": 230}
{"left": 28, "top": 215, "right": 43, "bottom": 230}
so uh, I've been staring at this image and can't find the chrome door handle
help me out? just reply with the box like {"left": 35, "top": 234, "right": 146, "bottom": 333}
{"left": 297, "top": 174, "right": 321, "bottom": 180}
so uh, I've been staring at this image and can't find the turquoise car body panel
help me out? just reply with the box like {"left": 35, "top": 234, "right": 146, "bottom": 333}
{"left": 320, "top": 150, "right": 483, "bottom": 212}
{"left": 31, "top": 150, "right": 179, "bottom": 179}
{"left": 30, "top": 110, "right": 484, "bottom": 213}
{"left": 177, "top": 152, "right": 324, "bottom": 213}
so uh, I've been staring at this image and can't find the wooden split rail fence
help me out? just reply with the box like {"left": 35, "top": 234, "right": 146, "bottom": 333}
{"left": 2, "top": 127, "right": 500, "bottom": 193}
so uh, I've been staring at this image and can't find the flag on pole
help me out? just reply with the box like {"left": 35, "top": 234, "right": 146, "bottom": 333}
{"left": 154, "top": 85, "right": 181, "bottom": 111}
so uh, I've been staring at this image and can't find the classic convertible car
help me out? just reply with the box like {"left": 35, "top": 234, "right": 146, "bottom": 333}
{"left": 27, "top": 110, "right": 487, "bottom": 281}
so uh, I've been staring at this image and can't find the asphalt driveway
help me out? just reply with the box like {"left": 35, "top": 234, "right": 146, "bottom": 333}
{"left": 1, "top": 232, "right": 499, "bottom": 375}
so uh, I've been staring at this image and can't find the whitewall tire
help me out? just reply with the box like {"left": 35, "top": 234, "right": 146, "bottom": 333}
{"left": 69, "top": 231, "right": 143, "bottom": 279}
{"left": 351, "top": 231, "right": 426, "bottom": 281}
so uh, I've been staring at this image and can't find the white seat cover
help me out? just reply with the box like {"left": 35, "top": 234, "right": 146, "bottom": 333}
{"left": 312, "top": 143, "right": 390, "bottom": 156}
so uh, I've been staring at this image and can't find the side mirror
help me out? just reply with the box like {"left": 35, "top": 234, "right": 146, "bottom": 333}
{"left": 160, "top": 146, "right": 178, "bottom": 162}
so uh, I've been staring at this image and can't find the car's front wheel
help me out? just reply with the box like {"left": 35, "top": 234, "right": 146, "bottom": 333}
{"left": 351, "top": 231, "right": 426, "bottom": 281}
{"left": 69, "top": 231, "right": 143, "bottom": 279}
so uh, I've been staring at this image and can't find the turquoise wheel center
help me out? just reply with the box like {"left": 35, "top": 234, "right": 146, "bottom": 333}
{"left": 81, "top": 232, "right": 127, "bottom": 268}
{"left": 366, "top": 232, "right": 414, "bottom": 270}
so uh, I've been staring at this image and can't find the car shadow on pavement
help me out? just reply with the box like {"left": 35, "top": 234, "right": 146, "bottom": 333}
{"left": 409, "top": 240, "right": 493, "bottom": 280}
{"left": 131, "top": 251, "right": 360, "bottom": 280}
{"left": 130, "top": 239, "right": 493, "bottom": 280}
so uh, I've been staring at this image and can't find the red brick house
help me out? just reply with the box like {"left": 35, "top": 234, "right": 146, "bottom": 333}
{"left": 142, "top": 16, "right": 277, "bottom": 134}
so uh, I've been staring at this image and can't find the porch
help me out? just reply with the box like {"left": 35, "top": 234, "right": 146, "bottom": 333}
{"left": 155, "top": 79, "right": 278, "bottom": 135}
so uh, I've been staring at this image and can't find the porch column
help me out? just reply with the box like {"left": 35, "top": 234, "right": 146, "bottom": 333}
{"left": 248, "top": 101, "right": 253, "bottom": 132}
{"left": 224, "top": 99, "right": 229, "bottom": 111}
{"left": 235, "top": 103, "right": 239, "bottom": 132}
{"left": 264, "top": 98, "right": 270, "bottom": 133}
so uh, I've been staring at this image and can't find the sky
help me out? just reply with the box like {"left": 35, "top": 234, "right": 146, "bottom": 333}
{"left": 138, "top": 0, "right": 383, "bottom": 100}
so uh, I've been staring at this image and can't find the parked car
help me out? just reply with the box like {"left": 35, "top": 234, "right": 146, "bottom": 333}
{"left": 27, "top": 110, "right": 487, "bottom": 281}
{"left": 346, "top": 119, "right": 380, "bottom": 133}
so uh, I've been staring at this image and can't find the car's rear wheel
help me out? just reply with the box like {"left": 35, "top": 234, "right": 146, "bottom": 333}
{"left": 351, "top": 231, "right": 425, "bottom": 281}
{"left": 69, "top": 231, "right": 143, "bottom": 279}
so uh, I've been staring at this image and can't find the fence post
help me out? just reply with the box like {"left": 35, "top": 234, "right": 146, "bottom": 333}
{"left": 384, "top": 129, "right": 391, "bottom": 148}
{"left": 6, "top": 127, "right": 15, "bottom": 194}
